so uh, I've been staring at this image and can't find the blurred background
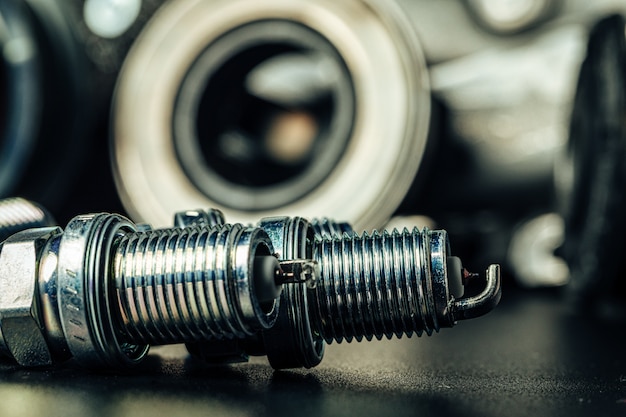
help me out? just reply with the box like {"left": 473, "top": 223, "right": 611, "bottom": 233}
{"left": 2, "top": 0, "right": 626, "bottom": 415}
{"left": 3, "top": 0, "right": 626, "bottom": 300}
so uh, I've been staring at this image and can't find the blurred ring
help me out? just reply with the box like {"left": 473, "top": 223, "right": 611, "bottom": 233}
{"left": 112, "top": 0, "right": 430, "bottom": 230}
{"left": 0, "top": 0, "right": 40, "bottom": 196}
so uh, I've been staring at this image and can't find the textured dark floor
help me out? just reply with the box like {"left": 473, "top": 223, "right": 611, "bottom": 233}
{"left": 0, "top": 287, "right": 624, "bottom": 417}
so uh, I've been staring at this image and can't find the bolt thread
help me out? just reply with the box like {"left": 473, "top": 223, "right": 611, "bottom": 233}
{"left": 0, "top": 197, "right": 55, "bottom": 242}
{"left": 112, "top": 224, "right": 273, "bottom": 345}
{"left": 311, "top": 228, "right": 442, "bottom": 343}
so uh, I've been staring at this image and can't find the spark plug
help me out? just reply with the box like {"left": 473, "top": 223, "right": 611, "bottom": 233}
{"left": 0, "top": 205, "right": 500, "bottom": 370}
{"left": 0, "top": 212, "right": 312, "bottom": 368}
{"left": 176, "top": 212, "right": 502, "bottom": 369}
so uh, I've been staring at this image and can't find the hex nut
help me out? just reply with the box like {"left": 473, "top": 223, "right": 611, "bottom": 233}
{"left": 0, "top": 227, "right": 61, "bottom": 366}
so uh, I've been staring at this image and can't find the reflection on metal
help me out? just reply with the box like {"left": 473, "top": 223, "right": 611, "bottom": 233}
{"left": 0, "top": 197, "right": 55, "bottom": 242}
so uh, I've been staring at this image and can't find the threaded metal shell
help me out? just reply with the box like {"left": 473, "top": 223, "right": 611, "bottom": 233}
{"left": 312, "top": 228, "right": 448, "bottom": 344}
{"left": 0, "top": 197, "right": 55, "bottom": 242}
{"left": 112, "top": 224, "right": 276, "bottom": 345}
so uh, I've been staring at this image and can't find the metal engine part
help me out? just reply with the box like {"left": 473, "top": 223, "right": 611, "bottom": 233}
{"left": 111, "top": 0, "right": 430, "bottom": 231}
{"left": 0, "top": 204, "right": 500, "bottom": 371}
{"left": 0, "top": 211, "right": 303, "bottom": 368}
{"left": 176, "top": 210, "right": 501, "bottom": 370}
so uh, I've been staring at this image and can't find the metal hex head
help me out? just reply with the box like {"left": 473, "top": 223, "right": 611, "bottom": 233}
{"left": 0, "top": 227, "right": 61, "bottom": 366}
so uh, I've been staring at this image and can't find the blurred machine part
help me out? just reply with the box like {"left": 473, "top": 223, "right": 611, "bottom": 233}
{"left": 392, "top": 0, "right": 626, "bottom": 279}
{"left": 506, "top": 212, "right": 568, "bottom": 288}
{"left": 413, "top": 20, "right": 584, "bottom": 273}
{"left": 400, "top": 0, "right": 626, "bottom": 64}
{"left": 0, "top": 0, "right": 143, "bottom": 215}
{"left": 0, "top": 0, "right": 91, "bottom": 210}
{"left": 462, "top": 0, "right": 562, "bottom": 35}
{"left": 111, "top": 0, "right": 431, "bottom": 231}
{"left": 0, "top": 0, "right": 38, "bottom": 198}
{"left": 556, "top": 14, "right": 626, "bottom": 311}
{"left": 0, "top": 0, "right": 171, "bottom": 221}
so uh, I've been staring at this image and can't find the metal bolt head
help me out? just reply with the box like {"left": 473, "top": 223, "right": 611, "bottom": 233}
{"left": 0, "top": 227, "right": 62, "bottom": 366}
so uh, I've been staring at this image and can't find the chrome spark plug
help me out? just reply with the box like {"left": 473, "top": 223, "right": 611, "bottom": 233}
{"left": 0, "top": 212, "right": 312, "bottom": 368}
{"left": 177, "top": 211, "right": 502, "bottom": 369}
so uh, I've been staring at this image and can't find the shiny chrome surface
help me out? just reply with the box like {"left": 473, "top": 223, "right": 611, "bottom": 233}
{"left": 0, "top": 208, "right": 500, "bottom": 370}
{"left": 0, "top": 227, "right": 61, "bottom": 366}
{"left": 0, "top": 211, "right": 291, "bottom": 369}
{"left": 0, "top": 197, "right": 55, "bottom": 242}
{"left": 113, "top": 224, "right": 279, "bottom": 344}
{"left": 182, "top": 211, "right": 501, "bottom": 369}
{"left": 313, "top": 229, "right": 460, "bottom": 343}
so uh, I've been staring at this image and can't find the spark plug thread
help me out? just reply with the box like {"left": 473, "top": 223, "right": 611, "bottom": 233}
{"left": 311, "top": 228, "right": 450, "bottom": 344}
{"left": 112, "top": 223, "right": 278, "bottom": 346}
{"left": 0, "top": 213, "right": 286, "bottom": 368}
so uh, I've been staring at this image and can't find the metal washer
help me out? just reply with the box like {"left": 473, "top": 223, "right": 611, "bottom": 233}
{"left": 57, "top": 213, "right": 149, "bottom": 368}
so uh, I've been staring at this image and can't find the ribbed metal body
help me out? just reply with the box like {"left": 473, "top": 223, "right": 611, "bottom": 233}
{"left": 312, "top": 228, "right": 447, "bottom": 344}
{"left": 112, "top": 224, "right": 275, "bottom": 345}
{"left": 0, "top": 197, "right": 55, "bottom": 242}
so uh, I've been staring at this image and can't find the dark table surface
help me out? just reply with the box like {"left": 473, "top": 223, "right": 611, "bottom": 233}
{"left": 0, "top": 286, "right": 624, "bottom": 417}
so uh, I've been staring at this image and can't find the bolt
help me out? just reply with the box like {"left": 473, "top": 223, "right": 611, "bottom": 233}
{"left": 0, "top": 197, "right": 56, "bottom": 242}
{"left": 0, "top": 212, "right": 311, "bottom": 368}
{"left": 183, "top": 213, "right": 502, "bottom": 369}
